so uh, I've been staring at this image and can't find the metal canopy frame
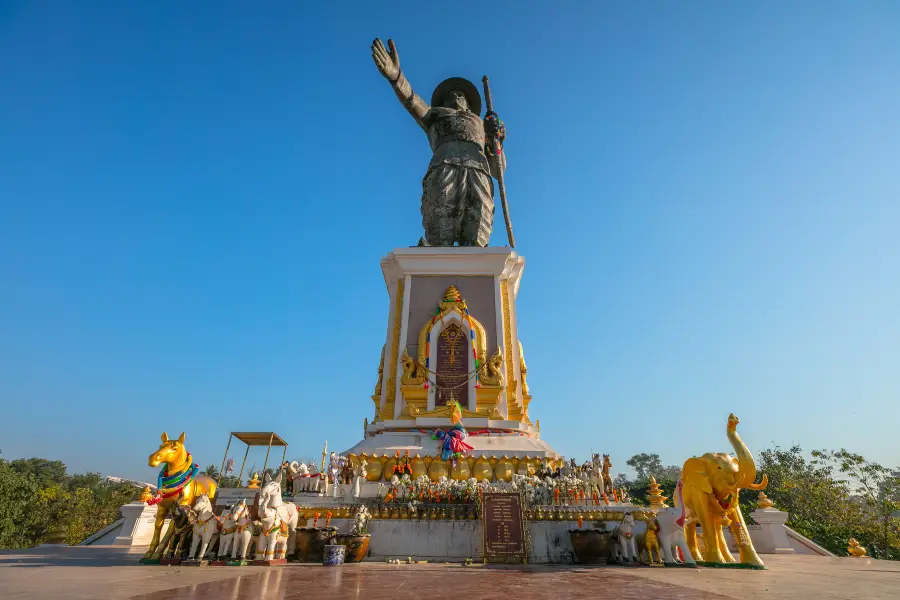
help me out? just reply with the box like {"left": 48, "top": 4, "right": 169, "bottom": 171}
{"left": 217, "top": 431, "right": 288, "bottom": 487}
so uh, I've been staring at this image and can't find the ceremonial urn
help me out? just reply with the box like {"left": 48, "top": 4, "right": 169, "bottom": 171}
{"left": 493, "top": 457, "right": 515, "bottom": 482}
{"left": 569, "top": 528, "right": 611, "bottom": 565}
{"left": 383, "top": 455, "right": 398, "bottom": 478}
{"left": 295, "top": 527, "right": 338, "bottom": 563}
{"left": 365, "top": 456, "right": 383, "bottom": 482}
{"left": 450, "top": 458, "right": 471, "bottom": 481}
{"left": 429, "top": 459, "right": 450, "bottom": 481}
{"left": 472, "top": 456, "right": 494, "bottom": 482}
{"left": 411, "top": 455, "right": 428, "bottom": 479}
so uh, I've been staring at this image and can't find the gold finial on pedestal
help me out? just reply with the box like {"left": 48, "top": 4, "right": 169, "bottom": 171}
{"left": 138, "top": 485, "right": 153, "bottom": 503}
{"left": 647, "top": 476, "right": 668, "bottom": 509}
{"left": 247, "top": 473, "right": 261, "bottom": 488}
{"left": 847, "top": 538, "right": 867, "bottom": 558}
{"left": 757, "top": 491, "right": 774, "bottom": 509}
{"left": 442, "top": 285, "right": 462, "bottom": 304}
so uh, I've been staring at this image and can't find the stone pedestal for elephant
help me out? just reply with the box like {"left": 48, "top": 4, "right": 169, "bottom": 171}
{"left": 749, "top": 509, "right": 795, "bottom": 555}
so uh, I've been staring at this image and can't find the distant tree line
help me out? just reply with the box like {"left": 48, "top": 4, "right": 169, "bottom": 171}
{"left": 614, "top": 447, "right": 899, "bottom": 560}
{"left": 0, "top": 454, "right": 138, "bottom": 548}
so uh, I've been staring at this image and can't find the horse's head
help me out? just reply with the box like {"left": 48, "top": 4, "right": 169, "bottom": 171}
{"left": 260, "top": 470, "right": 284, "bottom": 508}
{"left": 232, "top": 498, "right": 248, "bottom": 521}
{"left": 148, "top": 432, "right": 187, "bottom": 468}
{"left": 193, "top": 494, "right": 212, "bottom": 514}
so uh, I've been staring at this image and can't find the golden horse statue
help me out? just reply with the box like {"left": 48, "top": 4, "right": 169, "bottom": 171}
{"left": 143, "top": 432, "right": 217, "bottom": 559}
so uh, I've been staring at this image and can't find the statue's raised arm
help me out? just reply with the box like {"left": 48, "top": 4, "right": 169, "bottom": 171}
{"left": 371, "top": 38, "right": 429, "bottom": 130}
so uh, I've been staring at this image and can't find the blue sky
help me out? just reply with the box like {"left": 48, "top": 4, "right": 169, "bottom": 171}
{"left": 1, "top": 2, "right": 898, "bottom": 483}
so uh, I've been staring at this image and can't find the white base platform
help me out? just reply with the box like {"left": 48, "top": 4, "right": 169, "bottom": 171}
{"left": 316, "top": 516, "right": 644, "bottom": 563}
{"left": 343, "top": 428, "right": 559, "bottom": 460}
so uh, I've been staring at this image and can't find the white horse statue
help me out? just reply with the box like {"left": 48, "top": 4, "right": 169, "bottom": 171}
{"left": 256, "top": 501, "right": 287, "bottom": 561}
{"left": 225, "top": 499, "right": 255, "bottom": 562}
{"left": 256, "top": 469, "right": 299, "bottom": 560}
{"left": 611, "top": 511, "right": 639, "bottom": 564}
{"left": 187, "top": 494, "right": 219, "bottom": 561}
{"left": 656, "top": 481, "right": 697, "bottom": 565}
{"left": 215, "top": 503, "right": 237, "bottom": 560}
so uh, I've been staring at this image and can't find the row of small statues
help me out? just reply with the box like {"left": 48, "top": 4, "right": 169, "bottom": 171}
{"left": 282, "top": 452, "right": 368, "bottom": 498}
{"left": 275, "top": 451, "right": 622, "bottom": 497}
{"left": 145, "top": 494, "right": 371, "bottom": 564}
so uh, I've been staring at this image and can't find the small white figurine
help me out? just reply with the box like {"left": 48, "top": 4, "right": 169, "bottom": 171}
{"left": 352, "top": 459, "right": 368, "bottom": 499}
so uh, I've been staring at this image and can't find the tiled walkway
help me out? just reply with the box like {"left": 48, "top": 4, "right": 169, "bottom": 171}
{"left": 2, "top": 547, "right": 898, "bottom": 599}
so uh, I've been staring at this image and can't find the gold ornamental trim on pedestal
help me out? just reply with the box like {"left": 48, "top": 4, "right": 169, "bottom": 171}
{"left": 416, "top": 286, "right": 488, "bottom": 378}
{"left": 518, "top": 340, "right": 529, "bottom": 397}
{"left": 371, "top": 345, "right": 385, "bottom": 420}
{"left": 381, "top": 278, "right": 404, "bottom": 422}
{"left": 501, "top": 280, "right": 522, "bottom": 420}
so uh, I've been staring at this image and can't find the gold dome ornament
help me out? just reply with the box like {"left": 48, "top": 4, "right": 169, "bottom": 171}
{"left": 247, "top": 473, "right": 261, "bottom": 488}
{"left": 847, "top": 538, "right": 867, "bottom": 558}
{"left": 647, "top": 476, "right": 668, "bottom": 510}
{"left": 138, "top": 485, "right": 153, "bottom": 503}
{"left": 757, "top": 491, "right": 774, "bottom": 509}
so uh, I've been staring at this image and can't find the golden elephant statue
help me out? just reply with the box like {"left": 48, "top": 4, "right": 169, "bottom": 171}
{"left": 681, "top": 413, "right": 769, "bottom": 567}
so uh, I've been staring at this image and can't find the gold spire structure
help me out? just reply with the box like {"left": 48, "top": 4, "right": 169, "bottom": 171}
{"left": 647, "top": 476, "right": 668, "bottom": 509}
{"left": 138, "top": 485, "right": 153, "bottom": 503}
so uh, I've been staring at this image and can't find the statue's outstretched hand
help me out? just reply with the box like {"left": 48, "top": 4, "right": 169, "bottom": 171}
{"left": 372, "top": 38, "right": 401, "bottom": 81}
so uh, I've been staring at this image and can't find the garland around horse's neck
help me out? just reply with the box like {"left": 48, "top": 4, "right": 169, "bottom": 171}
{"left": 146, "top": 453, "right": 199, "bottom": 505}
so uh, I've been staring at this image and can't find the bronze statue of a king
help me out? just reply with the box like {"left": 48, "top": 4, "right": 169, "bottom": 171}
{"left": 371, "top": 38, "right": 506, "bottom": 247}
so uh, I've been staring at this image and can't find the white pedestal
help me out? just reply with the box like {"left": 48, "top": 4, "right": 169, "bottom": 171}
{"left": 345, "top": 247, "right": 560, "bottom": 464}
{"left": 750, "top": 508, "right": 796, "bottom": 554}
{"left": 113, "top": 502, "right": 168, "bottom": 548}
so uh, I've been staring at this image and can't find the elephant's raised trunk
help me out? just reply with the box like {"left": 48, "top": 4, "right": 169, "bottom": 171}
{"left": 726, "top": 413, "right": 768, "bottom": 491}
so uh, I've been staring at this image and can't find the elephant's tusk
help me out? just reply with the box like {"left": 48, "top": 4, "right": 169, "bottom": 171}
{"left": 746, "top": 473, "right": 769, "bottom": 491}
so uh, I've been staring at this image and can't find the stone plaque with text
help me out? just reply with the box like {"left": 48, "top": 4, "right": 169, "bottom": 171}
{"left": 481, "top": 492, "right": 526, "bottom": 564}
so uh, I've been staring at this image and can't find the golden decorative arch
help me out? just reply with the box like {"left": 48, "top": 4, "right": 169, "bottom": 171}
{"left": 417, "top": 285, "right": 489, "bottom": 380}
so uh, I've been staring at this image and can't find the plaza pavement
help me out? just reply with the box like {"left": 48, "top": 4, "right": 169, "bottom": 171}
{"left": 2, "top": 546, "right": 898, "bottom": 599}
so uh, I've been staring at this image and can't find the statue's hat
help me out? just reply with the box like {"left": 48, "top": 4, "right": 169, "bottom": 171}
{"left": 431, "top": 77, "right": 482, "bottom": 115}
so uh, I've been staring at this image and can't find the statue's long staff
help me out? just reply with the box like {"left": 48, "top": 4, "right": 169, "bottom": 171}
{"left": 482, "top": 75, "right": 516, "bottom": 248}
